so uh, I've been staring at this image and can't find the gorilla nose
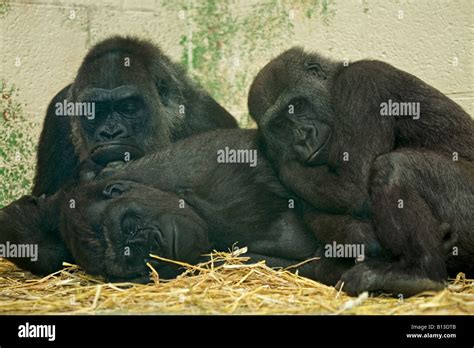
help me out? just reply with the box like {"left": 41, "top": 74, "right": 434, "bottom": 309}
{"left": 96, "top": 124, "right": 128, "bottom": 141}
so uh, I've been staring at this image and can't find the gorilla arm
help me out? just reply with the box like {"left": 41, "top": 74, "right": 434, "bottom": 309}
{"left": 0, "top": 195, "right": 72, "bottom": 275}
{"left": 279, "top": 161, "right": 370, "bottom": 216}
{"left": 32, "top": 85, "right": 80, "bottom": 196}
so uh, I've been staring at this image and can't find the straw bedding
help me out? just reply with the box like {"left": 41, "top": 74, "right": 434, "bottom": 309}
{"left": 0, "top": 248, "right": 472, "bottom": 315}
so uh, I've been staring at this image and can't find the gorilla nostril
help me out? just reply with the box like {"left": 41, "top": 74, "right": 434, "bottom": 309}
{"left": 99, "top": 129, "right": 124, "bottom": 140}
{"left": 110, "top": 128, "right": 125, "bottom": 138}
{"left": 100, "top": 131, "right": 111, "bottom": 140}
{"left": 96, "top": 124, "right": 128, "bottom": 141}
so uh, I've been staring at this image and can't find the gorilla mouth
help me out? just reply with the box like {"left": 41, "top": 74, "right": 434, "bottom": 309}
{"left": 307, "top": 131, "right": 332, "bottom": 165}
{"left": 90, "top": 141, "right": 144, "bottom": 165}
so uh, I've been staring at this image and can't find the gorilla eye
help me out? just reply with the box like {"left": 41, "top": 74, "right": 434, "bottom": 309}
{"left": 91, "top": 102, "right": 110, "bottom": 120}
{"left": 121, "top": 212, "right": 142, "bottom": 238}
{"left": 94, "top": 102, "right": 108, "bottom": 114}
{"left": 287, "top": 99, "right": 309, "bottom": 116}
{"left": 116, "top": 98, "right": 140, "bottom": 115}
{"left": 305, "top": 62, "right": 327, "bottom": 80}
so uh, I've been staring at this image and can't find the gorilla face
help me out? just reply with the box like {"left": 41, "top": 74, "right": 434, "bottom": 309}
{"left": 60, "top": 180, "right": 210, "bottom": 282}
{"left": 70, "top": 44, "right": 180, "bottom": 166}
{"left": 266, "top": 97, "right": 333, "bottom": 166}
{"left": 76, "top": 85, "right": 150, "bottom": 166}
{"left": 248, "top": 47, "right": 339, "bottom": 166}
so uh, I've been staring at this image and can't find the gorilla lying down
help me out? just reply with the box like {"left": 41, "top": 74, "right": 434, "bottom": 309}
{"left": 1, "top": 130, "right": 463, "bottom": 296}
{"left": 2, "top": 130, "right": 338, "bottom": 282}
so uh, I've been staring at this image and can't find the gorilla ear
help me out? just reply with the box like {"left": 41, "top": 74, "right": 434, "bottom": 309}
{"left": 102, "top": 182, "right": 130, "bottom": 198}
{"left": 305, "top": 62, "right": 327, "bottom": 80}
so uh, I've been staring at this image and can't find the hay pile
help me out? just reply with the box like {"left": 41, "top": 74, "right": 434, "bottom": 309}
{"left": 0, "top": 248, "right": 472, "bottom": 315}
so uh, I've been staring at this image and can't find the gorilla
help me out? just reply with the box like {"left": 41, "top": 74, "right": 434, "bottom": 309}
{"left": 1, "top": 129, "right": 353, "bottom": 284}
{"left": 248, "top": 47, "right": 474, "bottom": 296}
{"left": 61, "top": 182, "right": 211, "bottom": 281}
{"left": 57, "top": 179, "right": 316, "bottom": 282}
{"left": 33, "top": 36, "right": 237, "bottom": 197}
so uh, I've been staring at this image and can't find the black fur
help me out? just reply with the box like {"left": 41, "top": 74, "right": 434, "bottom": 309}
{"left": 2, "top": 130, "right": 351, "bottom": 284}
{"left": 33, "top": 36, "right": 237, "bottom": 197}
{"left": 0, "top": 195, "right": 72, "bottom": 275}
{"left": 60, "top": 129, "right": 333, "bottom": 282}
{"left": 248, "top": 47, "right": 474, "bottom": 296}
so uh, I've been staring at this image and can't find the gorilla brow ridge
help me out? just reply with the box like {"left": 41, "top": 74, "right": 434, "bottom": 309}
{"left": 83, "top": 36, "right": 162, "bottom": 68}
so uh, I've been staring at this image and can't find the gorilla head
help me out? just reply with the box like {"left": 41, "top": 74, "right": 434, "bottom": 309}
{"left": 70, "top": 38, "right": 180, "bottom": 164}
{"left": 248, "top": 47, "right": 340, "bottom": 167}
{"left": 58, "top": 180, "right": 210, "bottom": 282}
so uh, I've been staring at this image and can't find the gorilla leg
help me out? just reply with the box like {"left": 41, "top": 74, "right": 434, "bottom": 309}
{"left": 339, "top": 150, "right": 474, "bottom": 296}
{"left": 0, "top": 195, "right": 72, "bottom": 275}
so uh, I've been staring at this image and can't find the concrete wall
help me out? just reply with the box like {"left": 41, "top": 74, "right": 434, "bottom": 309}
{"left": 1, "top": 0, "right": 473, "bottom": 124}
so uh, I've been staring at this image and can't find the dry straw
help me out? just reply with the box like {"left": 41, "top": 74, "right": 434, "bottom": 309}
{"left": 0, "top": 248, "right": 472, "bottom": 315}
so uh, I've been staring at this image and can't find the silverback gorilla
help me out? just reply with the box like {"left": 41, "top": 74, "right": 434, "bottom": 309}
{"left": 1, "top": 130, "right": 353, "bottom": 284}
{"left": 33, "top": 36, "right": 237, "bottom": 197}
{"left": 248, "top": 47, "right": 474, "bottom": 296}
